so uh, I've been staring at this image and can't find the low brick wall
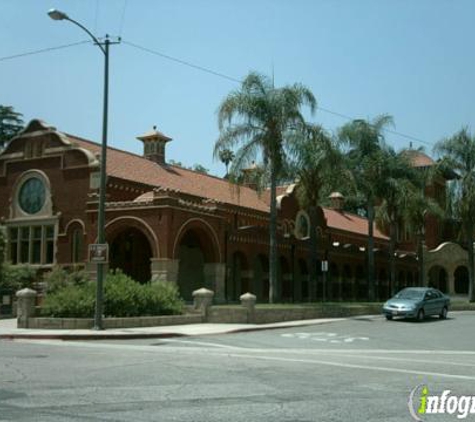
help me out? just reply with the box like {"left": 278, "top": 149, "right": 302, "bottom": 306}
{"left": 207, "top": 307, "right": 248, "bottom": 323}
{"left": 18, "top": 302, "right": 475, "bottom": 329}
{"left": 27, "top": 314, "right": 203, "bottom": 330}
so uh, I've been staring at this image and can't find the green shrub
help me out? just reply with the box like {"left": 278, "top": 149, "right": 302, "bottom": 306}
{"left": 1, "top": 264, "right": 37, "bottom": 291}
{"left": 44, "top": 266, "right": 89, "bottom": 294}
{"left": 42, "top": 269, "right": 184, "bottom": 318}
{"left": 145, "top": 281, "right": 184, "bottom": 315}
{"left": 42, "top": 283, "right": 95, "bottom": 318}
{"left": 104, "top": 271, "right": 146, "bottom": 317}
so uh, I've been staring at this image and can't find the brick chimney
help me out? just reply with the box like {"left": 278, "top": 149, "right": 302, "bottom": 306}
{"left": 329, "top": 192, "right": 345, "bottom": 211}
{"left": 137, "top": 126, "right": 172, "bottom": 165}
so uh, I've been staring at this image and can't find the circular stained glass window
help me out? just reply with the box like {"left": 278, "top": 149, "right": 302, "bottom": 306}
{"left": 18, "top": 177, "right": 46, "bottom": 214}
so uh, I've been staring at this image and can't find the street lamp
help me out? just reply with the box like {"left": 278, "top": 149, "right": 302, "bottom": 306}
{"left": 48, "top": 9, "right": 118, "bottom": 330}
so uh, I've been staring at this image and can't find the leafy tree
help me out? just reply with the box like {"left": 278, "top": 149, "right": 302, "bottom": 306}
{"left": 288, "top": 125, "right": 342, "bottom": 300}
{"left": 169, "top": 160, "right": 209, "bottom": 174}
{"left": 338, "top": 115, "right": 393, "bottom": 301}
{"left": 435, "top": 127, "right": 475, "bottom": 301}
{"left": 0, "top": 105, "right": 24, "bottom": 149}
{"left": 192, "top": 164, "right": 209, "bottom": 174}
{"left": 214, "top": 71, "right": 316, "bottom": 303}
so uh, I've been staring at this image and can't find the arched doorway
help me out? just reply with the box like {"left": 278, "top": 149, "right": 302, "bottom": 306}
{"left": 176, "top": 229, "right": 208, "bottom": 301}
{"left": 253, "top": 254, "right": 269, "bottom": 302}
{"left": 298, "top": 259, "right": 309, "bottom": 301}
{"left": 279, "top": 256, "right": 292, "bottom": 302}
{"left": 342, "top": 264, "right": 352, "bottom": 301}
{"left": 454, "top": 266, "right": 469, "bottom": 294}
{"left": 329, "top": 262, "right": 340, "bottom": 300}
{"left": 229, "top": 252, "right": 249, "bottom": 301}
{"left": 378, "top": 269, "right": 388, "bottom": 300}
{"left": 109, "top": 227, "right": 152, "bottom": 283}
{"left": 356, "top": 265, "right": 366, "bottom": 300}
{"left": 428, "top": 265, "right": 447, "bottom": 293}
{"left": 397, "top": 271, "right": 405, "bottom": 291}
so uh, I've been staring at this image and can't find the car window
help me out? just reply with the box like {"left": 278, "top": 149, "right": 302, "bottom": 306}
{"left": 395, "top": 289, "right": 424, "bottom": 300}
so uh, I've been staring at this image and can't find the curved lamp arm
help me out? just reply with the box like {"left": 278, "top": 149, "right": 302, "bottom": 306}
{"left": 47, "top": 9, "right": 106, "bottom": 55}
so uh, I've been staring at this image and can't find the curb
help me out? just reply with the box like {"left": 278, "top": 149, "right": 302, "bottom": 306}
{"left": 0, "top": 317, "right": 348, "bottom": 341}
{"left": 2, "top": 310, "right": 474, "bottom": 341}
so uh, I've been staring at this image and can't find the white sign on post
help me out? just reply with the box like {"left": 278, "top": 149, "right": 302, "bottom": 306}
{"left": 321, "top": 260, "right": 328, "bottom": 272}
{"left": 89, "top": 244, "right": 109, "bottom": 263}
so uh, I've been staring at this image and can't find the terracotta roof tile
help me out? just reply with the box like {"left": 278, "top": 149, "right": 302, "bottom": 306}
{"left": 68, "top": 135, "right": 269, "bottom": 212}
{"left": 323, "top": 208, "right": 389, "bottom": 240}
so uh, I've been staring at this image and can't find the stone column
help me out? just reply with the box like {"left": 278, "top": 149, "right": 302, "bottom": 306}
{"left": 16, "top": 288, "right": 37, "bottom": 329}
{"left": 204, "top": 263, "right": 226, "bottom": 304}
{"left": 151, "top": 258, "right": 179, "bottom": 283}
{"left": 192, "top": 287, "right": 214, "bottom": 320}
{"left": 447, "top": 269, "right": 455, "bottom": 295}
{"left": 240, "top": 292, "right": 256, "bottom": 323}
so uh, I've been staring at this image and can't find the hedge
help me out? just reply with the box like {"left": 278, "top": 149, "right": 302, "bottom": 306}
{"left": 42, "top": 270, "right": 184, "bottom": 318}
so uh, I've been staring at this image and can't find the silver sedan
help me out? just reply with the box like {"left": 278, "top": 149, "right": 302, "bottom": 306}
{"left": 382, "top": 287, "right": 450, "bottom": 321}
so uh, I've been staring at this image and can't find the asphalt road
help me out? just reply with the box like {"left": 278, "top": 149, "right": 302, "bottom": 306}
{"left": 1, "top": 312, "right": 475, "bottom": 421}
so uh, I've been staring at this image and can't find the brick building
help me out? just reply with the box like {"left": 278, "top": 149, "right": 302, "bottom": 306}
{"left": 0, "top": 119, "right": 469, "bottom": 302}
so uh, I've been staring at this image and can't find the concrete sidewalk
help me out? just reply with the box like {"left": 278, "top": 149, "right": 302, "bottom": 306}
{"left": 0, "top": 317, "right": 346, "bottom": 341}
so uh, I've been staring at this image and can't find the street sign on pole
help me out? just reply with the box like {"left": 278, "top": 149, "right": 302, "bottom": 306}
{"left": 89, "top": 243, "right": 109, "bottom": 263}
{"left": 321, "top": 260, "right": 328, "bottom": 272}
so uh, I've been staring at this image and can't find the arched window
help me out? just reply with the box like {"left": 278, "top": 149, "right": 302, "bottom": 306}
{"left": 71, "top": 228, "right": 84, "bottom": 263}
{"left": 6, "top": 170, "right": 57, "bottom": 266}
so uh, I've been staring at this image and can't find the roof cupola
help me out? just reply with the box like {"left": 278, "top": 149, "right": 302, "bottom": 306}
{"left": 137, "top": 125, "right": 172, "bottom": 165}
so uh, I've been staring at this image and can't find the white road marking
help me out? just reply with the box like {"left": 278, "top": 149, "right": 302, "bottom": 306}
{"left": 18, "top": 339, "right": 475, "bottom": 380}
{"left": 282, "top": 331, "right": 369, "bottom": 343}
{"left": 317, "top": 351, "right": 475, "bottom": 368}
{"left": 224, "top": 353, "right": 475, "bottom": 381}
{"left": 159, "top": 338, "right": 245, "bottom": 350}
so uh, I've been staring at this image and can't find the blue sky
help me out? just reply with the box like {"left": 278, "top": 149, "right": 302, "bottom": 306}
{"left": 1, "top": 0, "right": 474, "bottom": 176}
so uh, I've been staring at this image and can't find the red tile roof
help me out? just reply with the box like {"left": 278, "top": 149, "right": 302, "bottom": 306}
{"left": 68, "top": 135, "right": 270, "bottom": 212}
{"left": 68, "top": 133, "right": 386, "bottom": 237}
{"left": 323, "top": 208, "right": 389, "bottom": 240}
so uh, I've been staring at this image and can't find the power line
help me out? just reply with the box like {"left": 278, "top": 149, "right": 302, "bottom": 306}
{"left": 123, "top": 39, "right": 434, "bottom": 148}
{"left": 0, "top": 38, "right": 434, "bottom": 148}
{"left": 0, "top": 40, "right": 91, "bottom": 62}
{"left": 317, "top": 107, "right": 433, "bottom": 147}
{"left": 123, "top": 40, "right": 242, "bottom": 83}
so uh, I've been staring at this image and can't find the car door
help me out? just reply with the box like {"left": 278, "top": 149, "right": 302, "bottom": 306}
{"left": 424, "top": 291, "right": 437, "bottom": 315}
{"left": 430, "top": 290, "right": 445, "bottom": 314}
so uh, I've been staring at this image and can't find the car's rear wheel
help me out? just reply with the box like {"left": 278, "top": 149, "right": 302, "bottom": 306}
{"left": 385, "top": 314, "right": 393, "bottom": 320}
{"left": 417, "top": 309, "right": 425, "bottom": 322}
{"left": 439, "top": 306, "right": 448, "bottom": 320}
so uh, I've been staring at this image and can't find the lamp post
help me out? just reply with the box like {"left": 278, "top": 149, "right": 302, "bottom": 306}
{"left": 48, "top": 9, "right": 119, "bottom": 330}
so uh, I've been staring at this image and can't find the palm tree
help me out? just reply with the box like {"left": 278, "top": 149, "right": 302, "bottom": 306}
{"left": 288, "top": 125, "right": 342, "bottom": 300}
{"left": 338, "top": 115, "right": 393, "bottom": 301}
{"left": 214, "top": 72, "right": 316, "bottom": 303}
{"left": 402, "top": 183, "right": 443, "bottom": 287}
{"left": 435, "top": 128, "right": 475, "bottom": 302}
{"left": 374, "top": 148, "right": 420, "bottom": 295}
{"left": 218, "top": 149, "right": 235, "bottom": 176}
{"left": 0, "top": 105, "right": 24, "bottom": 150}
